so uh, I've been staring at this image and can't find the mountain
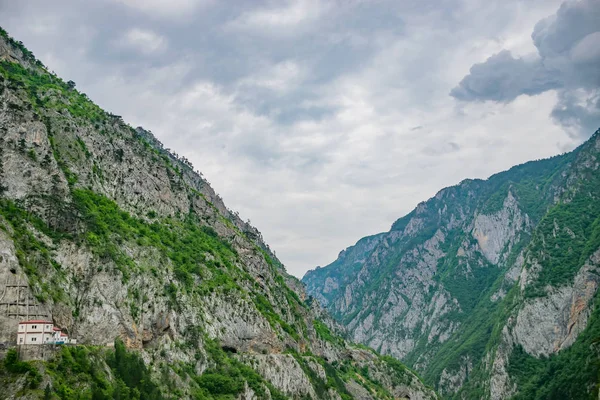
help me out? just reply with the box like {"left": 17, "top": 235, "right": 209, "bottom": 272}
{"left": 304, "top": 127, "right": 600, "bottom": 398}
{"left": 0, "top": 28, "right": 438, "bottom": 400}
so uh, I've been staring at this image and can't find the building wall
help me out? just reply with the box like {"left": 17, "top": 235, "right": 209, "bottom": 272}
{"left": 17, "top": 322, "right": 55, "bottom": 345}
{"left": 18, "top": 322, "right": 53, "bottom": 333}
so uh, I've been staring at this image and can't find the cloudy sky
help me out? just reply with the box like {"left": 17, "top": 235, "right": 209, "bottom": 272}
{"left": 1, "top": 0, "right": 598, "bottom": 278}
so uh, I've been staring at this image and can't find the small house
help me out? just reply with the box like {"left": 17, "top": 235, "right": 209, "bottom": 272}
{"left": 17, "top": 320, "right": 54, "bottom": 345}
{"left": 17, "top": 320, "right": 72, "bottom": 345}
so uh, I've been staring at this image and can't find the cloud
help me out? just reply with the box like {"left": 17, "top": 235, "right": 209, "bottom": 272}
{"left": 0, "top": 0, "right": 583, "bottom": 278}
{"left": 109, "top": 0, "right": 209, "bottom": 18}
{"left": 532, "top": 0, "right": 600, "bottom": 87}
{"left": 238, "top": 60, "right": 305, "bottom": 93}
{"left": 119, "top": 28, "right": 168, "bottom": 55}
{"left": 450, "top": 50, "right": 561, "bottom": 102}
{"left": 551, "top": 88, "right": 600, "bottom": 136}
{"left": 570, "top": 31, "right": 600, "bottom": 64}
{"left": 451, "top": 0, "right": 600, "bottom": 137}
{"left": 227, "top": 0, "right": 327, "bottom": 35}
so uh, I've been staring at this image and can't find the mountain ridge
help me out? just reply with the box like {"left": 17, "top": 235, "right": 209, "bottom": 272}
{"left": 304, "top": 127, "right": 600, "bottom": 399}
{"left": 0, "top": 27, "right": 438, "bottom": 400}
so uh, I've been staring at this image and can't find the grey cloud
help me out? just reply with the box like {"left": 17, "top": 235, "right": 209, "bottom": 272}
{"left": 450, "top": 50, "right": 561, "bottom": 102}
{"left": 0, "top": 0, "right": 582, "bottom": 277}
{"left": 532, "top": 0, "right": 600, "bottom": 87}
{"left": 107, "top": 0, "right": 212, "bottom": 19}
{"left": 551, "top": 89, "right": 600, "bottom": 137}
{"left": 421, "top": 141, "right": 461, "bottom": 156}
{"left": 451, "top": 0, "right": 600, "bottom": 136}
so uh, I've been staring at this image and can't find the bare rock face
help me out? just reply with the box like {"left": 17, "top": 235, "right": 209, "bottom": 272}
{"left": 488, "top": 329, "right": 517, "bottom": 400}
{"left": 240, "top": 354, "right": 318, "bottom": 399}
{"left": 513, "top": 258, "right": 600, "bottom": 357}
{"left": 438, "top": 355, "right": 472, "bottom": 396}
{"left": 345, "top": 379, "right": 375, "bottom": 399}
{"left": 238, "top": 383, "right": 261, "bottom": 400}
{"left": 471, "top": 191, "right": 528, "bottom": 265}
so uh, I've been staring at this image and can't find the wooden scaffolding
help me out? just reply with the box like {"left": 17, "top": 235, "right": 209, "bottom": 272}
{"left": 0, "top": 274, "right": 51, "bottom": 320}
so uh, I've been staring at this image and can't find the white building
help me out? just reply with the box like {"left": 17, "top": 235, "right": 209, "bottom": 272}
{"left": 17, "top": 320, "right": 72, "bottom": 345}
{"left": 17, "top": 320, "right": 54, "bottom": 345}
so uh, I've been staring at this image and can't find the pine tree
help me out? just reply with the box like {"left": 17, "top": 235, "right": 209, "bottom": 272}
{"left": 43, "top": 383, "right": 52, "bottom": 400}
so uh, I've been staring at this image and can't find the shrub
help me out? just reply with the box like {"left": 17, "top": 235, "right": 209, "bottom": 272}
{"left": 3, "top": 349, "right": 41, "bottom": 388}
{"left": 196, "top": 372, "right": 242, "bottom": 396}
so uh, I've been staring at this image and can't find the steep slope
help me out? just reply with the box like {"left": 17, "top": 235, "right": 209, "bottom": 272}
{"left": 0, "top": 28, "right": 438, "bottom": 400}
{"left": 304, "top": 127, "right": 600, "bottom": 398}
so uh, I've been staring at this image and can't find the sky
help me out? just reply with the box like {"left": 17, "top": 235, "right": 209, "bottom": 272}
{"left": 0, "top": 0, "right": 599, "bottom": 278}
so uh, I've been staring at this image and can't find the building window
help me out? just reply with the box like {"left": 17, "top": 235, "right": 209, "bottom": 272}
{"left": 32, "top": 337, "right": 37, "bottom": 342}
{"left": 32, "top": 325, "right": 37, "bottom": 329}
{"left": 19, "top": 338, "right": 23, "bottom": 343}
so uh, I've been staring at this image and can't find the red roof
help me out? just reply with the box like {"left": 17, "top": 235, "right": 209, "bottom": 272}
{"left": 53, "top": 327, "right": 61, "bottom": 331}
{"left": 19, "top": 320, "right": 52, "bottom": 324}
{"left": 60, "top": 333, "right": 68, "bottom": 337}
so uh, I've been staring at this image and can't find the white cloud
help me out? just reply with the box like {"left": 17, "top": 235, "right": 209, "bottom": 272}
{"left": 238, "top": 60, "right": 305, "bottom": 93}
{"left": 109, "top": 0, "right": 209, "bottom": 18}
{"left": 119, "top": 28, "right": 168, "bottom": 55}
{"left": 227, "top": 0, "right": 328, "bottom": 35}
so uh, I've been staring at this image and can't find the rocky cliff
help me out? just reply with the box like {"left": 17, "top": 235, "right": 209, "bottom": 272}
{"left": 0, "top": 27, "right": 438, "bottom": 400}
{"left": 304, "top": 127, "right": 600, "bottom": 398}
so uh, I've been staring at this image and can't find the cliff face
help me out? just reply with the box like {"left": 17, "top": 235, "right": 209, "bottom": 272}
{"left": 0, "top": 28, "right": 438, "bottom": 400}
{"left": 304, "top": 126, "right": 600, "bottom": 398}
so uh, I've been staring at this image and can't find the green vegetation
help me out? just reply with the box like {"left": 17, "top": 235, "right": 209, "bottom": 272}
{"left": 1, "top": 343, "right": 161, "bottom": 400}
{"left": 481, "top": 152, "right": 574, "bottom": 221}
{"left": 3, "top": 349, "right": 42, "bottom": 388}
{"left": 69, "top": 190, "right": 307, "bottom": 338}
{"left": 0, "top": 60, "right": 107, "bottom": 123}
{"left": 1, "top": 186, "right": 306, "bottom": 350}
{"left": 526, "top": 167, "right": 600, "bottom": 296}
{"left": 252, "top": 294, "right": 299, "bottom": 340}
{"left": 304, "top": 233, "right": 386, "bottom": 309}
{"left": 28, "top": 148, "right": 38, "bottom": 161}
{"left": 436, "top": 230, "right": 501, "bottom": 313}
{"left": 70, "top": 189, "right": 239, "bottom": 290}
{"left": 0, "top": 26, "right": 44, "bottom": 67}
{"left": 2, "top": 338, "right": 295, "bottom": 400}
{"left": 256, "top": 249, "right": 309, "bottom": 338}
{"left": 44, "top": 342, "right": 162, "bottom": 400}
{"left": 380, "top": 355, "right": 413, "bottom": 386}
{"left": 313, "top": 320, "right": 344, "bottom": 346}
